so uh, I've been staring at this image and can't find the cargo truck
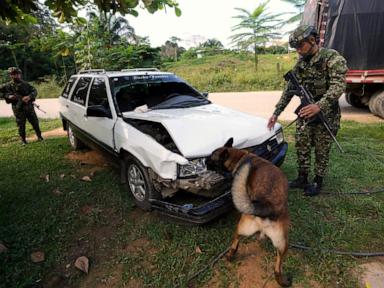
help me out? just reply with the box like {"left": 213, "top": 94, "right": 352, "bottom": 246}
{"left": 302, "top": 0, "right": 384, "bottom": 118}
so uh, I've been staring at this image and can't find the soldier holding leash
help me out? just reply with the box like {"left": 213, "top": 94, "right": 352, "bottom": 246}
{"left": 268, "top": 25, "right": 348, "bottom": 196}
{"left": 1, "top": 67, "right": 43, "bottom": 145}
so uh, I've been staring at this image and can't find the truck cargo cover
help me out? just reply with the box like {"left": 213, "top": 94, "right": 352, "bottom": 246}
{"left": 303, "top": 0, "right": 384, "bottom": 70}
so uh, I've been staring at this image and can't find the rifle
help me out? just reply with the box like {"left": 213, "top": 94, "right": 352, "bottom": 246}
{"left": 284, "top": 70, "right": 344, "bottom": 153}
{"left": 5, "top": 93, "right": 46, "bottom": 114}
{"left": 33, "top": 103, "right": 47, "bottom": 114}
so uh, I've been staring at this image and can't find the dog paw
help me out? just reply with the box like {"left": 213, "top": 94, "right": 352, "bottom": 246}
{"left": 275, "top": 272, "right": 292, "bottom": 287}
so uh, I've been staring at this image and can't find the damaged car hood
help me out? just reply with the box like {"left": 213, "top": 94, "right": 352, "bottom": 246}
{"left": 122, "top": 104, "right": 281, "bottom": 158}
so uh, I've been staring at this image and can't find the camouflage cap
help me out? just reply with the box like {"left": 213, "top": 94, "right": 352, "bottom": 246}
{"left": 8, "top": 67, "right": 22, "bottom": 74}
{"left": 289, "top": 25, "right": 317, "bottom": 48}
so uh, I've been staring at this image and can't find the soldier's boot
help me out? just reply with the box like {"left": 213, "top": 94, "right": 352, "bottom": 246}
{"left": 304, "top": 175, "right": 323, "bottom": 197}
{"left": 289, "top": 171, "right": 308, "bottom": 189}
{"left": 35, "top": 129, "right": 43, "bottom": 141}
{"left": 21, "top": 138, "right": 28, "bottom": 145}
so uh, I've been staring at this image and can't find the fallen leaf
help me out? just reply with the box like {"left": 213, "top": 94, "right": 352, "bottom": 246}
{"left": 81, "top": 176, "right": 92, "bottom": 182}
{"left": 60, "top": 174, "right": 65, "bottom": 179}
{"left": 40, "top": 174, "right": 50, "bottom": 182}
{"left": 31, "top": 251, "right": 45, "bottom": 263}
{"left": 195, "top": 246, "right": 202, "bottom": 254}
{"left": 80, "top": 205, "right": 93, "bottom": 215}
{"left": 53, "top": 188, "right": 63, "bottom": 195}
{"left": 65, "top": 263, "right": 71, "bottom": 269}
{"left": 75, "top": 256, "right": 89, "bottom": 274}
{"left": 0, "top": 243, "right": 8, "bottom": 253}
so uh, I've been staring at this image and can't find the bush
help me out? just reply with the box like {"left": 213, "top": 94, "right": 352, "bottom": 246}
{"left": 32, "top": 76, "right": 63, "bottom": 99}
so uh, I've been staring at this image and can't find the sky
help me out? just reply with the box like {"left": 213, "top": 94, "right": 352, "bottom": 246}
{"left": 128, "top": 0, "right": 297, "bottom": 48}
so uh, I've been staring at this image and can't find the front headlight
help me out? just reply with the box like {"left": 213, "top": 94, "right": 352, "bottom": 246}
{"left": 275, "top": 129, "right": 284, "bottom": 144}
{"left": 178, "top": 158, "right": 207, "bottom": 178}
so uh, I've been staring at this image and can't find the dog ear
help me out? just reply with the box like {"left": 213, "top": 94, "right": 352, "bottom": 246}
{"left": 224, "top": 138, "right": 233, "bottom": 148}
{"left": 220, "top": 149, "right": 229, "bottom": 162}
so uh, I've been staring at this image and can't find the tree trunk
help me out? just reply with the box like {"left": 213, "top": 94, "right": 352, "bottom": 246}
{"left": 254, "top": 45, "right": 258, "bottom": 71}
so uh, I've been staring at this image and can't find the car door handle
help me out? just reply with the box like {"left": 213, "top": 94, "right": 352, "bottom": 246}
{"left": 66, "top": 104, "right": 69, "bottom": 108}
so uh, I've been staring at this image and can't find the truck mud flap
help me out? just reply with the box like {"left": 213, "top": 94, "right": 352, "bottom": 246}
{"left": 149, "top": 191, "right": 233, "bottom": 224}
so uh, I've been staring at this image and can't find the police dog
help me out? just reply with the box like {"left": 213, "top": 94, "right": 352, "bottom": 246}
{"left": 208, "top": 138, "right": 291, "bottom": 287}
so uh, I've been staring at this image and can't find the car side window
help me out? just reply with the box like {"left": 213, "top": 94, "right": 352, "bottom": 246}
{"left": 61, "top": 77, "right": 76, "bottom": 99}
{"left": 71, "top": 77, "right": 91, "bottom": 106}
{"left": 88, "top": 77, "right": 110, "bottom": 109}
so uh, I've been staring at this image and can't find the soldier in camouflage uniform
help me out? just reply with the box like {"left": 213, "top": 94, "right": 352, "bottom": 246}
{"left": 1, "top": 67, "right": 43, "bottom": 144}
{"left": 267, "top": 25, "right": 347, "bottom": 196}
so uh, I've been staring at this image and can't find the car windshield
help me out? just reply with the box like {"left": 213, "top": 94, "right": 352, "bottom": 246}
{"left": 151, "top": 94, "right": 210, "bottom": 110}
{"left": 112, "top": 74, "right": 211, "bottom": 112}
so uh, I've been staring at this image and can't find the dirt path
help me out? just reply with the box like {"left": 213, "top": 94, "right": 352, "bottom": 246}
{"left": 209, "top": 91, "right": 383, "bottom": 123}
{"left": 1, "top": 93, "right": 382, "bottom": 123}
{"left": 26, "top": 127, "right": 66, "bottom": 141}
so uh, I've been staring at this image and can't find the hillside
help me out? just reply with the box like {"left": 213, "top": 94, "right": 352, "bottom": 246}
{"left": 163, "top": 52, "right": 297, "bottom": 93}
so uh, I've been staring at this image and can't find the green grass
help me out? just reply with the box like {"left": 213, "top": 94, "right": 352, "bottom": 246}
{"left": 0, "top": 118, "right": 383, "bottom": 287}
{"left": 0, "top": 117, "right": 62, "bottom": 144}
{"left": 32, "top": 78, "right": 63, "bottom": 99}
{"left": 164, "top": 52, "right": 297, "bottom": 92}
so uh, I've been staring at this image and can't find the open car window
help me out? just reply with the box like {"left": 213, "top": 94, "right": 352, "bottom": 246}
{"left": 112, "top": 74, "right": 210, "bottom": 112}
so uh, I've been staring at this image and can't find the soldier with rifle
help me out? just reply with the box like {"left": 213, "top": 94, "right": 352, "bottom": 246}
{"left": 1, "top": 67, "right": 43, "bottom": 145}
{"left": 267, "top": 25, "right": 348, "bottom": 196}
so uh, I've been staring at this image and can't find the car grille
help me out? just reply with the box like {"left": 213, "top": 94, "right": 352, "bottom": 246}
{"left": 246, "top": 138, "right": 282, "bottom": 161}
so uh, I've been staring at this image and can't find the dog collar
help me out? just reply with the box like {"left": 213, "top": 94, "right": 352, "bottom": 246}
{"left": 231, "top": 151, "right": 251, "bottom": 176}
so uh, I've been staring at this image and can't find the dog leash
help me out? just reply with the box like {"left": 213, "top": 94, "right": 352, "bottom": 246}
{"left": 175, "top": 245, "right": 231, "bottom": 287}
{"left": 290, "top": 243, "right": 384, "bottom": 257}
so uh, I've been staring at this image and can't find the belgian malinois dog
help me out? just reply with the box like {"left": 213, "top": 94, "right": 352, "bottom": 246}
{"left": 208, "top": 138, "right": 291, "bottom": 287}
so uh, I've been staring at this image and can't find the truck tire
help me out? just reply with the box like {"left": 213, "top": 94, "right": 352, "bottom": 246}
{"left": 345, "top": 92, "right": 367, "bottom": 108}
{"left": 369, "top": 90, "right": 384, "bottom": 119}
{"left": 67, "top": 124, "right": 85, "bottom": 150}
{"left": 124, "top": 155, "right": 161, "bottom": 211}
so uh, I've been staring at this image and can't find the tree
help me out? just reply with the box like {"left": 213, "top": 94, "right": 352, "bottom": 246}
{"left": 281, "top": 0, "right": 307, "bottom": 24}
{"left": 0, "top": 11, "right": 61, "bottom": 80}
{"left": 1, "top": 0, "right": 181, "bottom": 24}
{"left": 230, "top": 2, "right": 284, "bottom": 70}
{"left": 200, "top": 39, "right": 223, "bottom": 49}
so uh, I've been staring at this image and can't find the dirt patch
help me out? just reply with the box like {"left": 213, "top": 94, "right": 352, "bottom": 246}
{"left": 204, "top": 241, "right": 277, "bottom": 288}
{"left": 65, "top": 150, "right": 112, "bottom": 175}
{"left": 357, "top": 258, "right": 384, "bottom": 288}
{"left": 26, "top": 127, "right": 67, "bottom": 141}
{"left": 204, "top": 241, "right": 323, "bottom": 288}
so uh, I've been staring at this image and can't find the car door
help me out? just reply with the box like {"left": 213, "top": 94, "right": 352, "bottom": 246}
{"left": 84, "top": 76, "right": 116, "bottom": 151}
{"left": 59, "top": 76, "right": 78, "bottom": 120}
{"left": 68, "top": 76, "right": 92, "bottom": 132}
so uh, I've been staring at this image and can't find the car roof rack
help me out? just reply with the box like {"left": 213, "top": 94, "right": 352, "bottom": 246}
{"left": 78, "top": 69, "right": 106, "bottom": 74}
{"left": 120, "top": 68, "right": 160, "bottom": 72}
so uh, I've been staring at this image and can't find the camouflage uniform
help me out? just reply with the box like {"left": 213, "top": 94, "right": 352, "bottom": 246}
{"left": 273, "top": 48, "right": 347, "bottom": 177}
{"left": 2, "top": 75, "right": 42, "bottom": 142}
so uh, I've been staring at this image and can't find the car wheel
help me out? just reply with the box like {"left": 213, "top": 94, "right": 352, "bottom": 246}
{"left": 67, "top": 124, "right": 84, "bottom": 150}
{"left": 345, "top": 92, "right": 367, "bottom": 108}
{"left": 125, "top": 156, "right": 160, "bottom": 211}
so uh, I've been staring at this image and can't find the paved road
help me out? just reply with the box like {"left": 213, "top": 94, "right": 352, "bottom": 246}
{"left": 0, "top": 92, "right": 382, "bottom": 123}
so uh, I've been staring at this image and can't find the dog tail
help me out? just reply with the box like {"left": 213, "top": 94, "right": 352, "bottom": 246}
{"left": 231, "top": 162, "right": 255, "bottom": 214}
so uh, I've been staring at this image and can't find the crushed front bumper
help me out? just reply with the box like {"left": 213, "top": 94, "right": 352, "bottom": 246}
{"left": 149, "top": 141, "right": 288, "bottom": 224}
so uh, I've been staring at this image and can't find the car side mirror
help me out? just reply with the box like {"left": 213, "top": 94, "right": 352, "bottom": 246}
{"left": 202, "top": 92, "right": 208, "bottom": 98}
{"left": 86, "top": 105, "right": 112, "bottom": 118}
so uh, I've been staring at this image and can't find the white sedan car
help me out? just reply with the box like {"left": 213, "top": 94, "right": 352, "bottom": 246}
{"left": 59, "top": 69, "right": 287, "bottom": 224}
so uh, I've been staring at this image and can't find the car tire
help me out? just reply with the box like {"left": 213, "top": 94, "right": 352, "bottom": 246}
{"left": 345, "top": 92, "right": 367, "bottom": 108}
{"left": 124, "top": 156, "right": 160, "bottom": 211}
{"left": 67, "top": 124, "right": 84, "bottom": 150}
